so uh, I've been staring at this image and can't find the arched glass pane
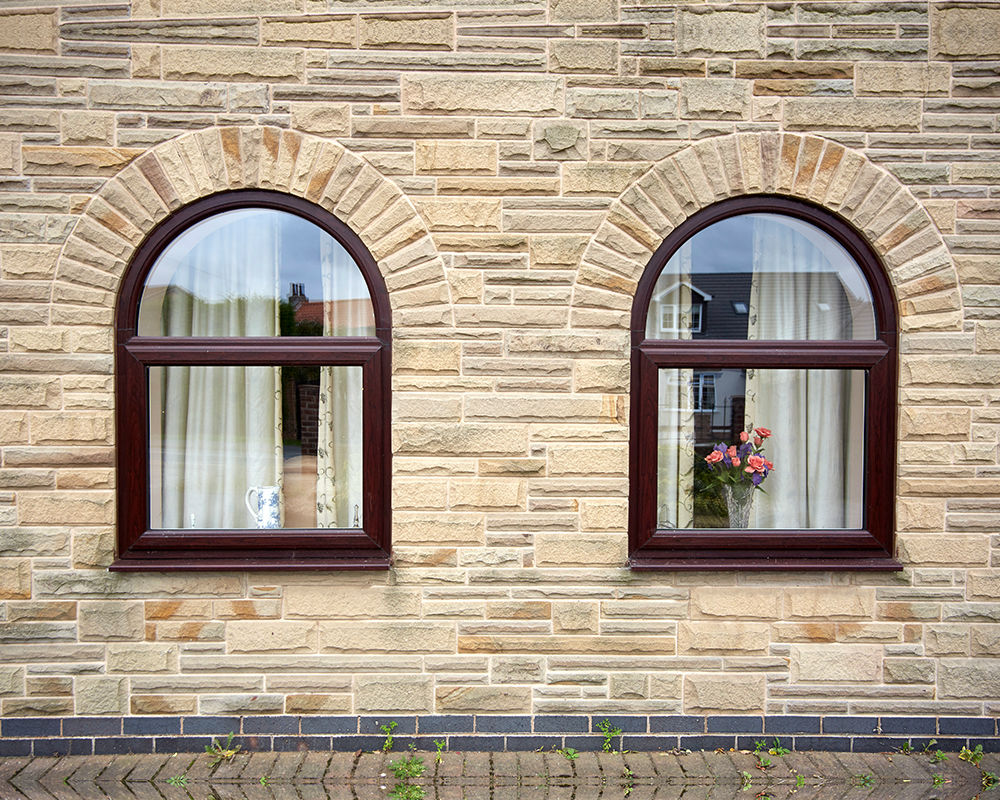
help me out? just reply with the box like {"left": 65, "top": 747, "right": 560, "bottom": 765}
{"left": 645, "top": 213, "right": 876, "bottom": 340}
{"left": 137, "top": 208, "right": 376, "bottom": 337}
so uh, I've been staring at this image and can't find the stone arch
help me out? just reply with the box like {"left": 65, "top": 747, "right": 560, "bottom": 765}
{"left": 55, "top": 125, "right": 453, "bottom": 330}
{"left": 571, "top": 132, "right": 961, "bottom": 335}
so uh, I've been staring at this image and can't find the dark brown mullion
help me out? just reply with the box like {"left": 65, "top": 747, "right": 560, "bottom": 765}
{"left": 115, "top": 347, "right": 149, "bottom": 560}
{"left": 125, "top": 336, "right": 382, "bottom": 366}
{"left": 628, "top": 348, "right": 660, "bottom": 555}
{"left": 639, "top": 339, "right": 890, "bottom": 369}
{"left": 110, "top": 557, "right": 391, "bottom": 572}
{"left": 362, "top": 347, "right": 390, "bottom": 554}
{"left": 866, "top": 346, "right": 897, "bottom": 554}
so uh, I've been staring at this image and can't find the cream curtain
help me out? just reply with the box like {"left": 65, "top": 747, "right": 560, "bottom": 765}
{"left": 156, "top": 211, "right": 283, "bottom": 529}
{"left": 746, "top": 216, "right": 865, "bottom": 528}
{"left": 648, "top": 242, "right": 695, "bottom": 529}
{"left": 315, "top": 237, "right": 366, "bottom": 528}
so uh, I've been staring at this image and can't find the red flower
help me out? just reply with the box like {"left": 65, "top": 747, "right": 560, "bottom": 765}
{"left": 727, "top": 445, "right": 738, "bottom": 459}
{"left": 754, "top": 436, "right": 763, "bottom": 447}
{"left": 740, "top": 431, "right": 749, "bottom": 443}
{"left": 705, "top": 450, "right": 724, "bottom": 464}
{"left": 754, "top": 427, "right": 772, "bottom": 438}
{"left": 731, "top": 457, "right": 740, "bottom": 467}
{"left": 745, "top": 454, "right": 766, "bottom": 473}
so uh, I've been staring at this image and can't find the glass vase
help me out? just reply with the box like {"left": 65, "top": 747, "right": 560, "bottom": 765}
{"left": 723, "top": 482, "right": 755, "bottom": 529}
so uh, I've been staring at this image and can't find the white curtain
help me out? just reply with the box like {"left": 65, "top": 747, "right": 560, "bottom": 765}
{"left": 648, "top": 242, "right": 695, "bottom": 529}
{"left": 315, "top": 237, "right": 366, "bottom": 528}
{"left": 156, "top": 211, "right": 283, "bottom": 529}
{"left": 746, "top": 216, "right": 865, "bottom": 528}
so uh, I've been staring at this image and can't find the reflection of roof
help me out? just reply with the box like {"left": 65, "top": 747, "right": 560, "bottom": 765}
{"left": 651, "top": 280, "right": 713, "bottom": 303}
{"left": 293, "top": 297, "right": 375, "bottom": 328}
{"left": 295, "top": 300, "right": 325, "bottom": 326}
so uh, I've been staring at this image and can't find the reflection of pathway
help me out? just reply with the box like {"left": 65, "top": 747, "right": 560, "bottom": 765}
{"left": 1, "top": 749, "right": 993, "bottom": 800}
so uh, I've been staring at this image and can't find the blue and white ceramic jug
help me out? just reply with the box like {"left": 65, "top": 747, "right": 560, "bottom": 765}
{"left": 244, "top": 485, "right": 280, "bottom": 528}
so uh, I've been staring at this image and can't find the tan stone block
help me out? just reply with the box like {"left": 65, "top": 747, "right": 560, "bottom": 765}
{"left": 436, "top": 685, "right": 531, "bottom": 713}
{"left": 61, "top": 112, "right": 116, "bottom": 146}
{"left": 939, "top": 658, "right": 1000, "bottom": 698}
{"left": 226, "top": 621, "right": 317, "bottom": 653}
{"left": 931, "top": 4, "right": 1000, "bottom": 60}
{"left": 0, "top": 133, "right": 18, "bottom": 174}
{"left": 394, "top": 512, "right": 486, "bottom": 546}
{"left": 26, "top": 676, "right": 71, "bottom": 696}
{"left": 393, "top": 340, "right": 461, "bottom": 375}
{"left": 493, "top": 656, "right": 544, "bottom": 684}
{"left": 0, "top": 10, "right": 58, "bottom": 53}
{"left": 403, "top": 75, "right": 562, "bottom": 115}
{"left": 683, "top": 674, "right": 764, "bottom": 713}
{"left": 549, "top": 40, "right": 618, "bottom": 73}
{"left": 152, "top": 621, "right": 225, "bottom": 641}
{"left": 487, "top": 601, "right": 551, "bottom": 620}
{"left": 144, "top": 600, "right": 212, "bottom": 620}
{"left": 977, "top": 322, "right": 1000, "bottom": 353}
{"left": 29, "top": 413, "right": 112, "bottom": 445}
{"left": 459, "top": 634, "right": 672, "bottom": 655}
{"left": 680, "top": 78, "right": 751, "bottom": 120}
{"left": 691, "top": 588, "right": 780, "bottom": 620}
{"left": 650, "top": 673, "right": 683, "bottom": 699}
{"left": 562, "top": 163, "right": 645, "bottom": 196}
{"left": 213, "top": 600, "right": 281, "bottom": 619}
{"left": 285, "top": 585, "right": 421, "bottom": 618}
{"left": 784, "top": 588, "right": 875, "bottom": 620}
{"left": 552, "top": 601, "right": 598, "bottom": 634}
{"left": 21, "top": 146, "right": 142, "bottom": 176}
{"left": 417, "top": 198, "right": 501, "bottom": 232}
{"left": 579, "top": 499, "right": 627, "bottom": 531}
{"left": 968, "top": 572, "right": 1000, "bottom": 600}
{"left": 0, "top": 245, "right": 59, "bottom": 280}
{"left": 0, "top": 559, "right": 30, "bottom": 600}
{"left": 415, "top": 141, "right": 497, "bottom": 175}
{"left": 107, "top": 643, "right": 177, "bottom": 673}
{"left": 678, "top": 621, "right": 769, "bottom": 654}
{"left": 393, "top": 478, "right": 448, "bottom": 510}
{"left": 285, "top": 693, "right": 352, "bottom": 714}
{"left": 610, "top": 673, "right": 647, "bottom": 699}
{"left": 574, "top": 361, "right": 629, "bottom": 393}
{"left": 534, "top": 533, "right": 626, "bottom": 567}
{"left": 900, "top": 407, "right": 970, "bottom": 440}
{"left": 360, "top": 13, "right": 453, "bottom": 49}
{"left": 162, "top": 0, "right": 299, "bottom": 13}
{"left": 290, "top": 103, "right": 350, "bottom": 137}
{"left": 6, "top": 601, "right": 76, "bottom": 622}
{"left": 19, "top": 493, "right": 113, "bottom": 526}
{"left": 162, "top": 46, "right": 303, "bottom": 82}
{"left": 902, "top": 356, "right": 1000, "bottom": 386}
{"left": 76, "top": 676, "right": 127, "bottom": 715}
{"left": 898, "top": 534, "right": 989, "bottom": 567}
{"left": 450, "top": 479, "right": 526, "bottom": 511}
{"left": 478, "top": 458, "right": 545, "bottom": 477}
{"left": 678, "top": 7, "right": 765, "bottom": 57}
{"left": 856, "top": 63, "right": 950, "bottom": 96}
{"left": 550, "top": 0, "right": 617, "bottom": 23}
{"left": 355, "top": 674, "right": 432, "bottom": 713}
{"left": 320, "top": 622, "right": 455, "bottom": 653}
{"left": 548, "top": 445, "right": 627, "bottom": 477}
{"left": 884, "top": 657, "right": 935, "bottom": 684}
{"left": 897, "top": 498, "right": 945, "bottom": 532}
{"left": 0, "top": 375, "right": 61, "bottom": 409}
{"left": 790, "top": 644, "right": 881, "bottom": 682}
{"left": 785, "top": 98, "right": 921, "bottom": 132}
{"left": 131, "top": 44, "right": 161, "bottom": 79}
{"left": 199, "top": 694, "right": 284, "bottom": 715}
{"left": 262, "top": 16, "right": 355, "bottom": 47}
{"left": 131, "top": 695, "right": 197, "bottom": 714}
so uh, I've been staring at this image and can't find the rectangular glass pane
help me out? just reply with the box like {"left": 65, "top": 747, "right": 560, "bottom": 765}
{"left": 148, "top": 365, "right": 363, "bottom": 529}
{"left": 656, "top": 367, "right": 865, "bottom": 530}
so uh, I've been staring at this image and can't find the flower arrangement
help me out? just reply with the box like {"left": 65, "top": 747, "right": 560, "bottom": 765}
{"left": 703, "top": 426, "right": 774, "bottom": 488}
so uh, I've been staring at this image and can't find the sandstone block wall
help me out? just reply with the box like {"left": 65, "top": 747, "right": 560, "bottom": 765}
{"left": 0, "top": 0, "right": 999, "bottom": 727}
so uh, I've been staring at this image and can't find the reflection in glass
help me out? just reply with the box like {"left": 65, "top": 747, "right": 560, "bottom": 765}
{"left": 645, "top": 213, "right": 876, "bottom": 341}
{"left": 138, "top": 208, "right": 375, "bottom": 337}
{"left": 148, "top": 365, "right": 363, "bottom": 529}
{"left": 657, "top": 368, "right": 865, "bottom": 530}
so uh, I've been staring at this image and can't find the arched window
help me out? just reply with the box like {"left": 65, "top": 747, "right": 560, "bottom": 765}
{"left": 629, "top": 196, "right": 899, "bottom": 570}
{"left": 113, "top": 190, "right": 390, "bottom": 570}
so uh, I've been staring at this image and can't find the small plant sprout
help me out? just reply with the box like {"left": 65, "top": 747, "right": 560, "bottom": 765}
{"left": 597, "top": 718, "right": 624, "bottom": 753}
{"left": 931, "top": 773, "right": 945, "bottom": 787}
{"left": 434, "top": 739, "right": 446, "bottom": 764}
{"left": 982, "top": 771, "right": 998, "bottom": 790}
{"left": 204, "top": 732, "right": 242, "bottom": 766}
{"left": 259, "top": 775, "right": 270, "bottom": 786}
{"left": 929, "top": 749, "right": 948, "bottom": 764}
{"left": 960, "top": 744, "right": 984, "bottom": 766}
{"left": 380, "top": 720, "right": 398, "bottom": 752}
{"left": 795, "top": 773, "right": 806, "bottom": 788}
{"left": 623, "top": 765, "right": 634, "bottom": 797}
{"left": 557, "top": 747, "right": 579, "bottom": 761}
{"left": 853, "top": 773, "right": 874, "bottom": 788}
{"left": 389, "top": 753, "right": 426, "bottom": 780}
{"left": 899, "top": 740, "right": 913, "bottom": 754}
{"left": 166, "top": 774, "right": 188, "bottom": 787}
{"left": 768, "top": 738, "right": 790, "bottom": 756}
{"left": 740, "top": 770, "right": 753, "bottom": 790}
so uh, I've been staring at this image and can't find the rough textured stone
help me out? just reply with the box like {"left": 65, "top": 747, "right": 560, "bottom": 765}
{"left": 785, "top": 98, "right": 922, "bottom": 131}
{"left": 790, "top": 645, "right": 882, "bottom": 682}
{"left": 930, "top": 4, "right": 1000, "bottom": 60}
{"left": 403, "top": 75, "right": 561, "bottom": 115}
{"left": 684, "top": 674, "right": 765, "bottom": 713}
{"left": 677, "top": 7, "right": 766, "bottom": 58}
{"left": 0, "top": 11, "right": 58, "bottom": 53}
{"left": 356, "top": 675, "right": 433, "bottom": 712}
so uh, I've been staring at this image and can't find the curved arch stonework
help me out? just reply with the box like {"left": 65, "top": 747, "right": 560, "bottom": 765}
{"left": 572, "top": 132, "right": 961, "bottom": 335}
{"left": 55, "top": 125, "right": 453, "bottom": 330}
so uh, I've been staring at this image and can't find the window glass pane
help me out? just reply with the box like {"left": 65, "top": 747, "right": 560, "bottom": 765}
{"left": 138, "top": 208, "right": 376, "bottom": 337}
{"left": 148, "top": 365, "right": 363, "bottom": 529}
{"left": 645, "top": 213, "right": 876, "bottom": 341}
{"left": 656, "top": 367, "right": 865, "bottom": 530}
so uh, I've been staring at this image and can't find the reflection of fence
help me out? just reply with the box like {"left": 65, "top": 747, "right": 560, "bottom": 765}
{"left": 298, "top": 384, "right": 319, "bottom": 456}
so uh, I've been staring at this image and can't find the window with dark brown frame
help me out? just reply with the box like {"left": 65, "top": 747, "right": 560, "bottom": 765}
{"left": 629, "top": 196, "right": 900, "bottom": 571}
{"left": 112, "top": 190, "right": 391, "bottom": 571}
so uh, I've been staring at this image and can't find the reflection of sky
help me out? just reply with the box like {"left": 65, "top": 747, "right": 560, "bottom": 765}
{"left": 144, "top": 208, "right": 369, "bottom": 303}
{"left": 668, "top": 213, "right": 871, "bottom": 306}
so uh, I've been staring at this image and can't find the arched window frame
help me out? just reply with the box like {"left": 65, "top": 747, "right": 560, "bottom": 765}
{"left": 112, "top": 190, "right": 391, "bottom": 571}
{"left": 629, "top": 195, "right": 900, "bottom": 571}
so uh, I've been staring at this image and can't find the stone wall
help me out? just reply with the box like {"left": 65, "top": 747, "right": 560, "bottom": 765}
{"left": 1, "top": 0, "right": 999, "bottom": 747}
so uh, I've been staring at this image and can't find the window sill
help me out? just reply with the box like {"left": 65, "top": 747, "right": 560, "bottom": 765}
{"left": 109, "top": 555, "right": 391, "bottom": 571}
{"left": 630, "top": 555, "right": 903, "bottom": 571}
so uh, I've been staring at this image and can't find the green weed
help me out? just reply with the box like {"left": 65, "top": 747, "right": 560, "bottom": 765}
{"left": 379, "top": 720, "right": 398, "bottom": 752}
{"left": 204, "top": 732, "right": 241, "bottom": 767}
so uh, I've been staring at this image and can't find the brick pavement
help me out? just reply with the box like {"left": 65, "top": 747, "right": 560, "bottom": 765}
{"left": 1, "top": 748, "right": 997, "bottom": 799}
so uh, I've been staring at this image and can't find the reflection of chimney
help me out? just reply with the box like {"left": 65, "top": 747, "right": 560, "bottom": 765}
{"left": 289, "top": 282, "right": 307, "bottom": 309}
